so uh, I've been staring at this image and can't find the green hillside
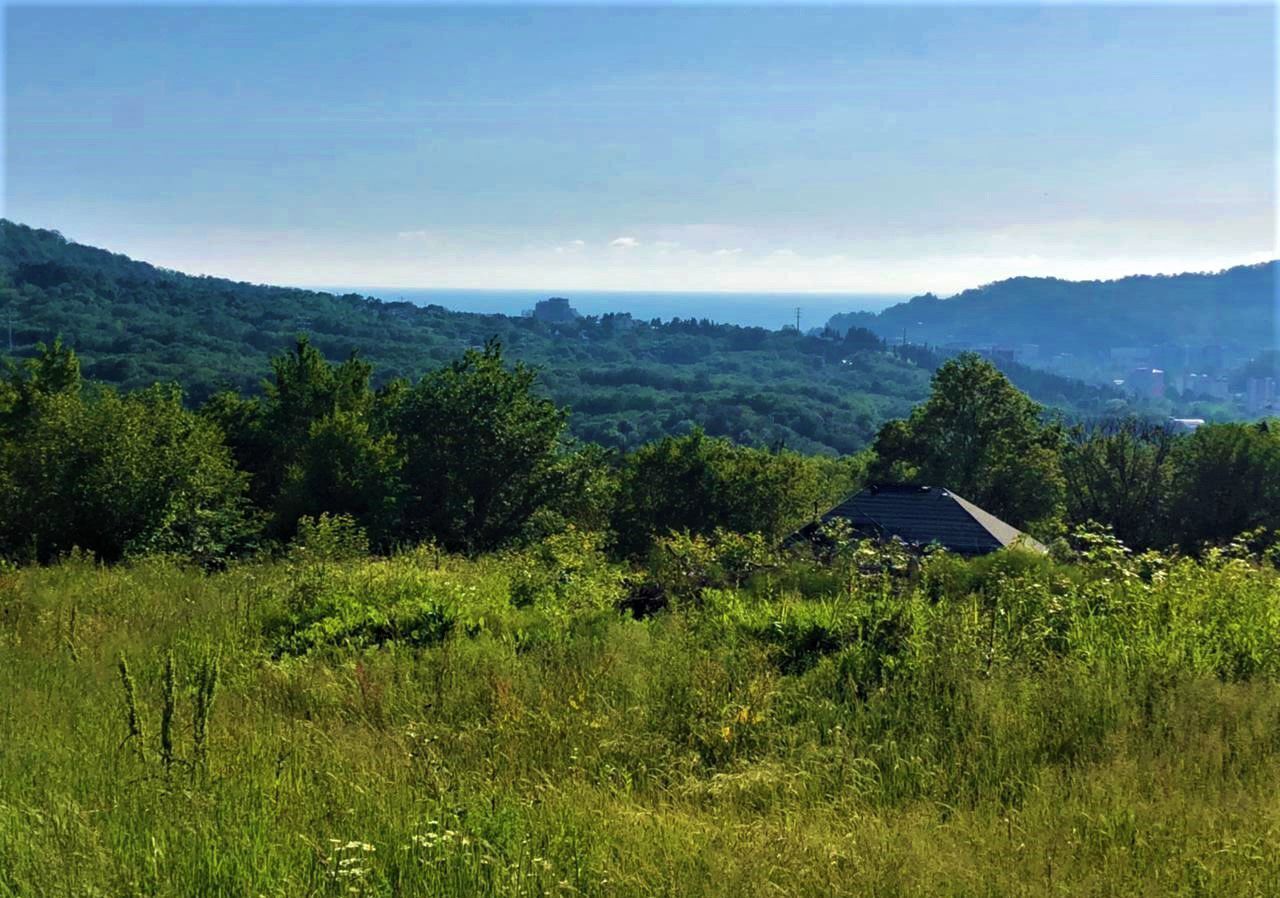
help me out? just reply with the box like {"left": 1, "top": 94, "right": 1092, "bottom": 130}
{"left": 829, "top": 263, "right": 1277, "bottom": 360}
{"left": 0, "top": 220, "right": 1121, "bottom": 454}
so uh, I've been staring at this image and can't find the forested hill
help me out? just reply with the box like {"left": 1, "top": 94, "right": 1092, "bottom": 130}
{"left": 0, "top": 219, "right": 1122, "bottom": 454}
{"left": 827, "top": 263, "right": 1277, "bottom": 355}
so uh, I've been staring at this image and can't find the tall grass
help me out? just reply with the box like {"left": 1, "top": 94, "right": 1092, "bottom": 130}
{"left": 1, "top": 538, "right": 1279, "bottom": 896}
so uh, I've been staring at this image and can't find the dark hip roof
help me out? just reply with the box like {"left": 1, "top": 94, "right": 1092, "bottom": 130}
{"left": 809, "top": 483, "right": 1041, "bottom": 556}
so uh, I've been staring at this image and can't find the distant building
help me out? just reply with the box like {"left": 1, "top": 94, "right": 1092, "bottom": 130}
{"left": 1167, "top": 417, "right": 1205, "bottom": 434}
{"left": 1126, "top": 367, "right": 1165, "bottom": 399}
{"left": 529, "top": 296, "right": 580, "bottom": 324}
{"left": 1180, "top": 372, "right": 1212, "bottom": 396}
{"left": 1045, "top": 352, "right": 1076, "bottom": 373}
{"left": 1152, "top": 343, "right": 1189, "bottom": 369}
{"left": 1246, "top": 377, "right": 1277, "bottom": 413}
{"left": 987, "top": 346, "right": 1019, "bottom": 367}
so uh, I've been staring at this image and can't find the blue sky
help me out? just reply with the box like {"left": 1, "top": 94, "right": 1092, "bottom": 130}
{"left": 3, "top": 2, "right": 1275, "bottom": 293}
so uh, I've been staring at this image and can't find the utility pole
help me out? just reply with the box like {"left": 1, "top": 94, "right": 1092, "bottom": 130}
{"left": 794, "top": 307, "right": 801, "bottom": 333}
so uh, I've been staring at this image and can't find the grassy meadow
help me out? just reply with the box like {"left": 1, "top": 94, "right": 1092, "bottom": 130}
{"left": 3, "top": 531, "right": 1280, "bottom": 897}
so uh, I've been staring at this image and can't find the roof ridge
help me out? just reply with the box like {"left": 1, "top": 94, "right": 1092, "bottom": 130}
{"left": 947, "top": 490, "right": 1046, "bottom": 552}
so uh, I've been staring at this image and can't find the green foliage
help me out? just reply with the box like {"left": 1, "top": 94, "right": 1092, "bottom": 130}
{"left": 266, "top": 571, "right": 457, "bottom": 658}
{"left": 870, "top": 353, "right": 1066, "bottom": 532}
{"left": 612, "top": 429, "right": 865, "bottom": 557}
{"left": 275, "top": 411, "right": 403, "bottom": 548}
{"left": 206, "top": 337, "right": 403, "bottom": 546}
{"left": 1061, "top": 418, "right": 1174, "bottom": 549}
{"left": 2, "top": 219, "right": 1128, "bottom": 457}
{"left": 832, "top": 262, "right": 1277, "bottom": 362}
{"left": 7, "top": 547, "right": 1280, "bottom": 895}
{"left": 1166, "top": 421, "right": 1280, "bottom": 549}
{"left": 1057, "top": 420, "right": 1280, "bottom": 552}
{"left": 649, "top": 529, "right": 777, "bottom": 599}
{"left": 289, "top": 513, "right": 372, "bottom": 563}
{"left": 395, "top": 340, "right": 574, "bottom": 553}
{"left": 0, "top": 351, "right": 251, "bottom": 564}
{"left": 505, "top": 527, "right": 624, "bottom": 613}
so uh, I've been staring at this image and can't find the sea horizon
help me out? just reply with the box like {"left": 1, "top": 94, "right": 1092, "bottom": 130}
{"left": 311, "top": 287, "right": 906, "bottom": 331}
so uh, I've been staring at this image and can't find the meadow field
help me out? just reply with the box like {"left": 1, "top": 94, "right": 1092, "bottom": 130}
{"left": 3, "top": 528, "right": 1280, "bottom": 897}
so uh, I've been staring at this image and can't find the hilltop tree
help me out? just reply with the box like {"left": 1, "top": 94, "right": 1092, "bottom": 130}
{"left": 1165, "top": 421, "right": 1280, "bottom": 549}
{"left": 202, "top": 336, "right": 402, "bottom": 544}
{"left": 0, "top": 373, "right": 250, "bottom": 564}
{"left": 0, "top": 337, "right": 81, "bottom": 430}
{"left": 611, "top": 429, "right": 865, "bottom": 557}
{"left": 1061, "top": 418, "right": 1174, "bottom": 548}
{"left": 394, "top": 340, "right": 573, "bottom": 553}
{"left": 869, "top": 353, "right": 1064, "bottom": 532}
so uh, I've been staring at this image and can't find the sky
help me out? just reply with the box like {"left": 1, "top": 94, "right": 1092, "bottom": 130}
{"left": 2, "top": 2, "right": 1276, "bottom": 295}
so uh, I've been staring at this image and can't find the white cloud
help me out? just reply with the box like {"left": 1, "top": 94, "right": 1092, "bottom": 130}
{"left": 712, "top": 247, "right": 743, "bottom": 257}
{"left": 396, "top": 229, "right": 433, "bottom": 241}
{"left": 609, "top": 236, "right": 640, "bottom": 248}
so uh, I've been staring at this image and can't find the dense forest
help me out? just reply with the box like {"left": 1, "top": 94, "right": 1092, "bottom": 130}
{"left": 3, "top": 327, "right": 1278, "bottom": 570}
{"left": 1, "top": 220, "right": 1129, "bottom": 455}
{"left": 828, "top": 262, "right": 1277, "bottom": 358}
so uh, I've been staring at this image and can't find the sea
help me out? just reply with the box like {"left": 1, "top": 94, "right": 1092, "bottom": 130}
{"left": 317, "top": 288, "right": 903, "bottom": 332}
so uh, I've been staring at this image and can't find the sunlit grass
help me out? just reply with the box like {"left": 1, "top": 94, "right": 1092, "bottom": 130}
{"left": 2, "top": 542, "right": 1279, "bottom": 896}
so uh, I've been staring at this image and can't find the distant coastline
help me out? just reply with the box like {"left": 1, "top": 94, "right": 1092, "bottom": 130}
{"left": 311, "top": 287, "right": 904, "bottom": 332}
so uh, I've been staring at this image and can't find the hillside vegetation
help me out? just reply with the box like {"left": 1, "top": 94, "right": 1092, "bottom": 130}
{"left": 828, "top": 263, "right": 1277, "bottom": 357}
{"left": 0, "top": 220, "right": 1125, "bottom": 455}
{"left": 3, "top": 533, "right": 1280, "bottom": 896}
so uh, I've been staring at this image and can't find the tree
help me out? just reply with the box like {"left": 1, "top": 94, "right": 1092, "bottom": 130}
{"left": 202, "top": 336, "right": 402, "bottom": 543}
{"left": 0, "top": 337, "right": 81, "bottom": 431}
{"left": 611, "top": 429, "right": 864, "bottom": 557}
{"left": 394, "top": 340, "right": 572, "bottom": 552}
{"left": 0, "top": 381, "right": 251, "bottom": 564}
{"left": 868, "top": 353, "right": 1064, "bottom": 532}
{"left": 1061, "top": 418, "right": 1174, "bottom": 548}
{"left": 1165, "top": 421, "right": 1280, "bottom": 548}
{"left": 274, "top": 411, "right": 403, "bottom": 549}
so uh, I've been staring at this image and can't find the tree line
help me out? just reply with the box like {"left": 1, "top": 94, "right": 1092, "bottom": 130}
{"left": 1, "top": 340, "right": 1275, "bottom": 567}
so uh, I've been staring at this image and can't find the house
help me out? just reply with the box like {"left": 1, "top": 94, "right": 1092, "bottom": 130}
{"left": 790, "top": 483, "right": 1045, "bottom": 556}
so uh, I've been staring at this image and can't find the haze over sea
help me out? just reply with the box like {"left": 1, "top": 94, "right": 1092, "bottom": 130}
{"left": 321, "top": 288, "right": 904, "bottom": 331}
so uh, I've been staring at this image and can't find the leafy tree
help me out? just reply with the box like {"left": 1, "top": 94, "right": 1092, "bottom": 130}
{"left": 869, "top": 353, "right": 1065, "bottom": 532}
{"left": 274, "top": 411, "right": 403, "bottom": 548}
{"left": 0, "top": 336, "right": 81, "bottom": 430}
{"left": 1061, "top": 418, "right": 1174, "bottom": 548}
{"left": 0, "top": 378, "right": 251, "bottom": 564}
{"left": 612, "top": 429, "right": 864, "bottom": 557}
{"left": 395, "top": 340, "right": 572, "bottom": 552}
{"left": 1165, "top": 421, "right": 1280, "bottom": 549}
{"left": 203, "top": 336, "right": 401, "bottom": 543}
